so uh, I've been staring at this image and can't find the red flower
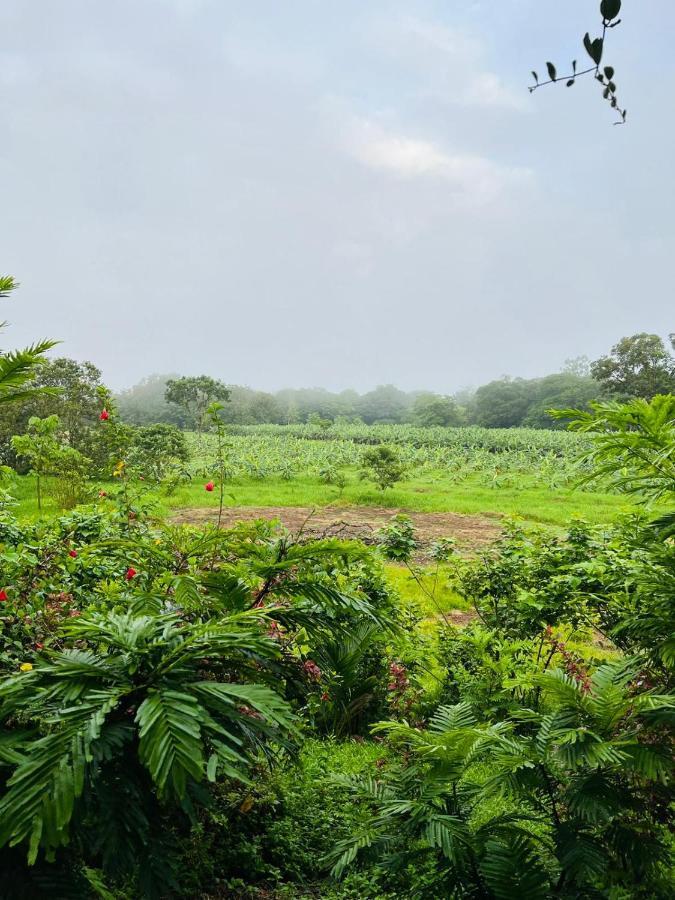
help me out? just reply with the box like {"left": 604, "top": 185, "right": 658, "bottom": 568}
{"left": 68, "top": 609, "right": 81, "bottom": 618}
{"left": 125, "top": 567, "right": 137, "bottom": 580}
{"left": 35, "top": 642, "right": 44, "bottom": 650}
{"left": 302, "top": 659, "right": 322, "bottom": 681}
{"left": 0, "top": 590, "right": 7, "bottom": 602}
{"left": 98, "top": 490, "right": 108, "bottom": 498}
{"left": 99, "top": 409, "right": 110, "bottom": 421}
{"left": 68, "top": 550, "right": 78, "bottom": 558}
{"left": 205, "top": 481, "right": 215, "bottom": 492}
{"left": 267, "top": 620, "right": 284, "bottom": 640}
{"left": 320, "top": 691, "right": 330, "bottom": 702}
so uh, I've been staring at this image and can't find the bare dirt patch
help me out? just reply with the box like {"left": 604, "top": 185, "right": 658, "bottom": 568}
{"left": 171, "top": 505, "right": 500, "bottom": 555}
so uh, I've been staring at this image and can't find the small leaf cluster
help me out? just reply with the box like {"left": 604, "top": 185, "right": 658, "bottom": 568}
{"left": 530, "top": 0, "right": 627, "bottom": 124}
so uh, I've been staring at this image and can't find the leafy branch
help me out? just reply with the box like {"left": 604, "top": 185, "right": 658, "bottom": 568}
{"left": 530, "top": 0, "right": 627, "bottom": 124}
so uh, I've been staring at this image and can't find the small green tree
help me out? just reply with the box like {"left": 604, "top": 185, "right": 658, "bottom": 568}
{"left": 11, "top": 415, "right": 61, "bottom": 510}
{"left": 127, "top": 423, "right": 190, "bottom": 482}
{"left": 206, "top": 401, "right": 230, "bottom": 529}
{"left": 11, "top": 415, "right": 91, "bottom": 510}
{"left": 360, "top": 445, "right": 405, "bottom": 491}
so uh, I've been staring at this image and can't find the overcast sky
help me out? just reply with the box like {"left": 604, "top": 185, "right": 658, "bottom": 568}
{"left": 1, "top": 1, "right": 673, "bottom": 393}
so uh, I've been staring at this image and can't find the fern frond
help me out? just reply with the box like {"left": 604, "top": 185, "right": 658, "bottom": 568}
{"left": 135, "top": 688, "right": 204, "bottom": 800}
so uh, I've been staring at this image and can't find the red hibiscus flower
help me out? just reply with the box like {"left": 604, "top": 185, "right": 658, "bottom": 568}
{"left": 205, "top": 481, "right": 215, "bottom": 492}
{"left": 99, "top": 409, "right": 110, "bottom": 421}
{"left": 125, "top": 567, "right": 137, "bottom": 580}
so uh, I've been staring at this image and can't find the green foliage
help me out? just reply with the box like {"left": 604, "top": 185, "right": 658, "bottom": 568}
{"left": 0, "top": 606, "right": 296, "bottom": 893}
{"left": 360, "top": 445, "right": 406, "bottom": 491}
{"left": 0, "top": 276, "right": 58, "bottom": 411}
{"left": 11, "top": 416, "right": 92, "bottom": 510}
{"left": 164, "top": 375, "right": 230, "bottom": 432}
{"left": 126, "top": 422, "right": 190, "bottom": 482}
{"left": 591, "top": 333, "right": 675, "bottom": 399}
{"left": 530, "top": 0, "right": 627, "bottom": 123}
{"left": 472, "top": 374, "right": 599, "bottom": 428}
{"left": 0, "top": 498, "right": 403, "bottom": 895}
{"left": 1, "top": 387, "right": 673, "bottom": 898}
{"left": 457, "top": 519, "right": 599, "bottom": 637}
{"left": 116, "top": 373, "right": 187, "bottom": 426}
{"left": 332, "top": 666, "right": 673, "bottom": 897}
{"left": 554, "top": 394, "right": 675, "bottom": 503}
{"left": 377, "top": 515, "right": 417, "bottom": 562}
{"left": 410, "top": 392, "right": 463, "bottom": 427}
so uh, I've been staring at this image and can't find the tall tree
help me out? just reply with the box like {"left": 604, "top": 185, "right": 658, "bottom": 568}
{"left": 164, "top": 375, "right": 230, "bottom": 432}
{"left": 470, "top": 378, "right": 532, "bottom": 428}
{"left": 591, "top": 333, "right": 675, "bottom": 399}
{"left": 410, "top": 393, "right": 462, "bottom": 427}
{"left": 357, "top": 384, "right": 410, "bottom": 424}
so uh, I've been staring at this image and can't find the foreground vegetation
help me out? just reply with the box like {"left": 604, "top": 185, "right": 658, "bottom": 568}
{"left": 1, "top": 276, "right": 673, "bottom": 898}
{"left": 0, "top": 394, "right": 673, "bottom": 898}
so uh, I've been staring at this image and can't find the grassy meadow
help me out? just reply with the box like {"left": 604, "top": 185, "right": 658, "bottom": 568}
{"left": 7, "top": 424, "right": 644, "bottom": 527}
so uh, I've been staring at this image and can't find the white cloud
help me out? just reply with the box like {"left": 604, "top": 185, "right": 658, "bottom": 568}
{"left": 343, "top": 116, "right": 531, "bottom": 201}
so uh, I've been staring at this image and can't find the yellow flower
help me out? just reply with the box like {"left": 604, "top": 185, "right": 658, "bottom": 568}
{"left": 19, "top": 662, "right": 33, "bottom": 672}
{"left": 154, "top": 539, "right": 162, "bottom": 545}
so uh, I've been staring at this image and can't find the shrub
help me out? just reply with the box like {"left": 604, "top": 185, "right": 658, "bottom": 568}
{"left": 359, "top": 445, "right": 406, "bottom": 491}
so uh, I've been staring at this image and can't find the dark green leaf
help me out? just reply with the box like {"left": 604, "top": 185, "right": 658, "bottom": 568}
{"left": 591, "top": 38, "right": 604, "bottom": 65}
{"left": 604, "top": 66, "right": 615, "bottom": 79}
{"left": 600, "top": 0, "right": 622, "bottom": 21}
{"left": 546, "top": 62, "right": 557, "bottom": 81}
{"left": 531, "top": 71, "right": 539, "bottom": 84}
{"left": 584, "top": 34, "right": 604, "bottom": 66}
{"left": 584, "top": 33, "right": 593, "bottom": 58}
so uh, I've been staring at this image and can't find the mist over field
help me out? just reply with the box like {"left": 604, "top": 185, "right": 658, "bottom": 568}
{"left": 1, "top": 0, "right": 674, "bottom": 392}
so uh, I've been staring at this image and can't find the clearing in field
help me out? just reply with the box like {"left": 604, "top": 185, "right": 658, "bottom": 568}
{"left": 172, "top": 504, "right": 501, "bottom": 555}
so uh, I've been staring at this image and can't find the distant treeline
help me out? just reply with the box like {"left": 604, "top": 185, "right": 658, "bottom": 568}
{"left": 115, "top": 332, "right": 675, "bottom": 430}
{"left": 116, "top": 372, "right": 594, "bottom": 429}
{"left": 1, "top": 336, "right": 671, "bottom": 469}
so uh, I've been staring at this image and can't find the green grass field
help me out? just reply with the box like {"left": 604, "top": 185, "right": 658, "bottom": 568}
{"left": 8, "top": 466, "right": 641, "bottom": 528}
